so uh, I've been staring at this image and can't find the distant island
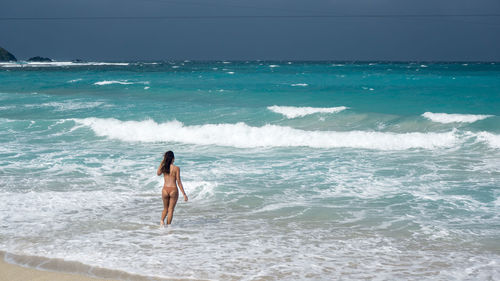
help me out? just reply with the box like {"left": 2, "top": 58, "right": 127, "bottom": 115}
{"left": 27, "top": 56, "right": 53, "bottom": 62}
{"left": 0, "top": 46, "right": 57, "bottom": 62}
{"left": 0, "top": 46, "right": 17, "bottom": 61}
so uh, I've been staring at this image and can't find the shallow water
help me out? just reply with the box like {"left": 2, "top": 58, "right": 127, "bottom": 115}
{"left": 1, "top": 61, "right": 499, "bottom": 280}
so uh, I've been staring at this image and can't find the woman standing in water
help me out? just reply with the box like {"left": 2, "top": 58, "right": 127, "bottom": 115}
{"left": 157, "top": 151, "right": 188, "bottom": 226}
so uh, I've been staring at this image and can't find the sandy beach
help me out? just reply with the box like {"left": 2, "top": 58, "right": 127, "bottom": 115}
{"left": 0, "top": 258, "right": 117, "bottom": 281}
{"left": 0, "top": 251, "right": 194, "bottom": 281}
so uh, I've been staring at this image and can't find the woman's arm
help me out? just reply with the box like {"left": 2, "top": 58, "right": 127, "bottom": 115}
{"left": 157, "top": 159, "right": 164, "bottom": 176}
{"left": 176, "top": 167, "right": 188, "bottom": 201}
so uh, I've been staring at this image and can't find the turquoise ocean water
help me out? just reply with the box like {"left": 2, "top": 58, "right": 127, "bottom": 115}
{"left": 0, "top": 61, "right": 499, "bottom": 280}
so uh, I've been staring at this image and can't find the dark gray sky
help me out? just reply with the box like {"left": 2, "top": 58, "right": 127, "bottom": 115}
{"left": 1, "top": 0, "right": 500, "bottom": 61}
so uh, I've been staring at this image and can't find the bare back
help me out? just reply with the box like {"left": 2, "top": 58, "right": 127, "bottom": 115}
{"left": 162, "top": 164, "right": 178, "bottom": 188}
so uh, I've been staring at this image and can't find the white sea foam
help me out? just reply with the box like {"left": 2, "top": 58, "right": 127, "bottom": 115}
{"left": 94, "top": 80, "right": 149, "bottom": 86}
{"left": 0, "top": 63, "right": 22, "bottom": 68}
{"left": 0, "top": 105, "right": 16, "bottom": 110}
{"left": 25, "top": 101, "right": 107, "bottom": 111}
{"left": 476, "top": 132, "right": 500, "bottom": 149}
{"left": 291, "top": 83, "right": 308, "bottom": 87}
{"left": 268, "top": 105, "right": 348, "bottom": 118}
{"left": 85, "top": 62, "right": 129, "bottom": 66}
{"left": 422, "top": 112, "right": 493, "bottom": 124}
{"left": 94, "top": 80, "right": 133, "bottom": 85}
{"left": 0, "top": 61, "right": 129, "bottom": 67}
{"left": 67, "top": 78, "right": 83, "bottom": 83}
{"left": 269, "top": 65, "right": 279, "bottom": 68}
{"left": 46, "top": 102, "right": 105, "bottom": 111}
{"left": 184, "top": 181, "right": 217, "bottom": 201}
{"left": 74, "top": 118, "right": 460, "bottom": 150}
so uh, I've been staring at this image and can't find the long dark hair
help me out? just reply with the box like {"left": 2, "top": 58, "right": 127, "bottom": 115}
{"left": 161, "top": 151, "right": 175, "bottom": 175}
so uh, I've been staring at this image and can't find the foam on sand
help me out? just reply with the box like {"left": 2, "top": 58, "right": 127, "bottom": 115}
{"left": 268, "top": 105, "right": 348, "bottom": 118}
{"left": 74, "top": 117, "right": 460, "bottom": 150}
{"left": 422, "top": 112, "right": 493, "bottom": 124}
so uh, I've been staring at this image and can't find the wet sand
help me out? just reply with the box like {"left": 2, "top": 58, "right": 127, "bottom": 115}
{"left": 0, "top": 258, "right": 117, "bottom": 281}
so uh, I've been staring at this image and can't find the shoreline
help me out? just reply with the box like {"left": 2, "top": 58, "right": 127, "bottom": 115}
{"left": 0, "top": 257, "right": 117, "bottom": 281}
{"left": 0, "top": 251, "right": 191, "bottom": 281}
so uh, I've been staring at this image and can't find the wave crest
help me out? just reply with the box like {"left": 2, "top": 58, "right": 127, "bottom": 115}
{"left": 74, "top": 118, "right": 460, "bottom": 150}
{"left": 422, "top": 112, "right": 492, "bottom": 124}
{"left": 268, "top": 105, "right": 348, "bottom": 118}
{"left": 94, "top": 80, "right": 149, "bottom": 86}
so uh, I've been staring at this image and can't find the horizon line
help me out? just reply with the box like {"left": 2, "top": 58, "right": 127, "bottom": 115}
{"left": 2, "top": 60, "right": 499, "bottom": 63}
{"left": 1, "top": 14, "right": 500, "bottom": 21}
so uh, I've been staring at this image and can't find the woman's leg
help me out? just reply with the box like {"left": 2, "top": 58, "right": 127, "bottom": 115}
{"left": 161, "top": 191, "right": 170, "bottom": 226}
{"left": 166, "top": 191, "right": 178, "bottom": 224}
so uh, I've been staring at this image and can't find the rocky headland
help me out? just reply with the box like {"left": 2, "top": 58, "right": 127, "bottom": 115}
{"left": 0, "top": 46, "right": 17, "bottom": 61}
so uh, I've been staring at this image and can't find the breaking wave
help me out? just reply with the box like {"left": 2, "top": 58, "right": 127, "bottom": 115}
{"left": 73, "top": 118, "right": 465, "bottom": 150}
{"left": 268, "top": 105, "right": 348, "bottom": 118}
{"left": 475, "top": 132, "right": 500, "bottom": 148}
{"left": 422, "top": 112, "right": 493, "bottom": 124}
